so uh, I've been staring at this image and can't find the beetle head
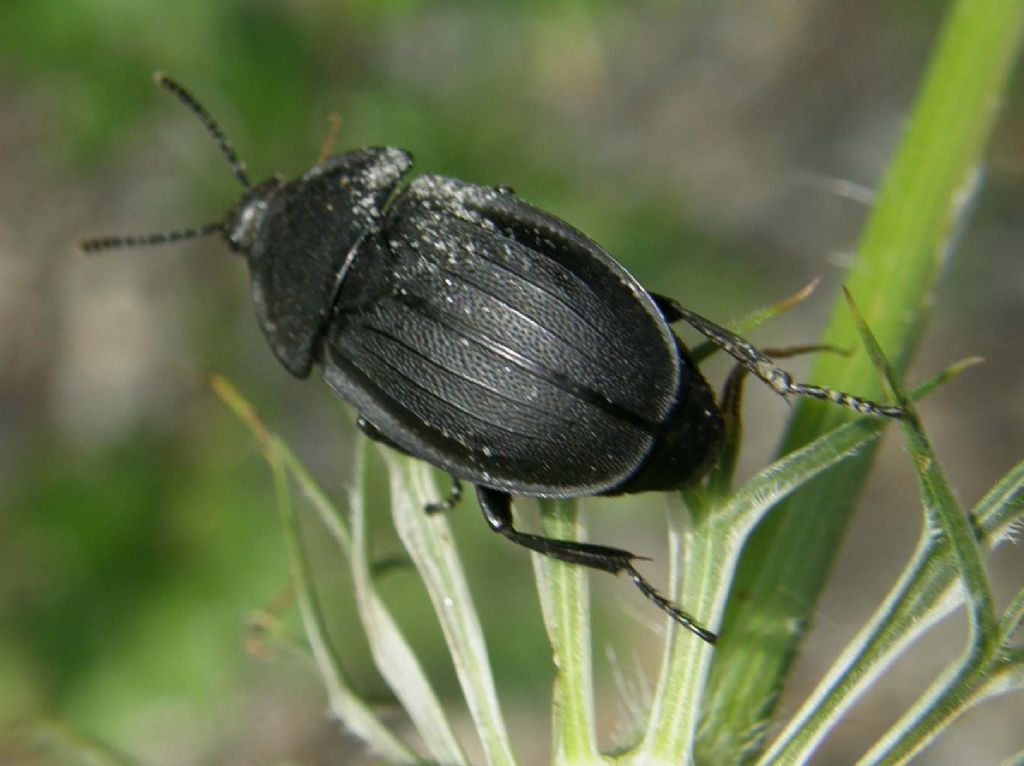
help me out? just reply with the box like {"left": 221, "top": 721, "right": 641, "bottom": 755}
{"left": 223, "top": 177, "right": 286, "bottom": 254}
{"left": 79, "top": 76, "right": 415, "bottom": 381}
{"left": 242, "top": 147, "right": 412, "bottom": 378}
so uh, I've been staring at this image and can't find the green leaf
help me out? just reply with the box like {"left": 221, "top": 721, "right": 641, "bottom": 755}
{"left": 700, "top": 0, "right": 1024, "bottom": 760}
{"left": 756, "top": 444, "right": 1024, "bottom": 765}
{"left": 846, "top": 289, "right": 996, "bottom": 636}
{"left": 846, "top": 316, "right": 1022, "bottom": 763}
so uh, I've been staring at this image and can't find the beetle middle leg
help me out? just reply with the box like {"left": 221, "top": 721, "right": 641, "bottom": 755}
{"left": 650, "top": 292, "right": 903, "bottom": 419}
{"left": 425, "top": 477, "right": 463, "bottom": 514}
{"left": 476, "top": 486, "right": 717, "bottom": 643}
{"left": 358, "top": 417, "right": 463, "bottom": 513}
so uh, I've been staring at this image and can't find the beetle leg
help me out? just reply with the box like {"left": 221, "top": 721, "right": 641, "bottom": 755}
{"left": 648, "top": 292, "right": 686, "bottom": 323}
{"left": 356, "top": 416, "right": 411, "bottom": 454}
{"left": 358, "top": 418, "right": 462, "bottom": 513}
{"left": 476, "top": 486, "right": 717, "bottom": 643}
{"left": 317, "top": 112, "right": 343, "bottom": 164}
{"left": 478, "top": 486, "right": 633, "bottom": 572}
{"left": 718, "top": 343, "right": 845, "bottom": 422}
{"left": 425, "top": 476, "right": 463, "bottom": 514}
{"left": 673, "top": 306, "right": 904, "bottom": 419}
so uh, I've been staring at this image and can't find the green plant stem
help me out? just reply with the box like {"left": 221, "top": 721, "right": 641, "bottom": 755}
{"left": 634, "top": 417, "right": 893, "bottom": 763}
{"left": 216, "top": 376, "right": 519, "bottom": 765}
{"left": 851, "top": 290, "right": 1015, "bottom": 764}
{"left": 757, "top": 465, "right": 1024, "bottom": 766}
{"left": 384, "top": 455, "right": 519, "bottom": 766}
{"left": 211, "top": 376, "right": 419, "bottom": 763}
{"left": 861, "top": 646, "right": 989, "bottom": 766}
{"left": 350, "top": 450, "right": 468, "bottom": 766}
{"left": 626, "top": 362, "right": 961, "bottom": 765}
{"left": 700, "top": 0, "right": 1024, "bottom": 760}
{"left": 857, "top": 642, "right": 1024, "bottom": 766}
{"left": 534, "top": 500, "right": 606, "bottom": 766}
{"left": 755, "top": 533, "right": 953, "bottom": 766}
{"left": 267, "top": 443, "right": 420, "bottom": 764}
{"left": 757, "top": 415, "right": 1023, "bottom": 764}
{"left": 873, "top": 369, "right": 996, "bottom": 641}
{"left": 631, "top": 504, "right": 730, "bottom": 766}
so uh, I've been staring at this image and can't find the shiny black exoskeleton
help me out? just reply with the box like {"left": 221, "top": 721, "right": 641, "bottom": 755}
{"left": 82, "top": 76, "right": 903, "bottom": 644}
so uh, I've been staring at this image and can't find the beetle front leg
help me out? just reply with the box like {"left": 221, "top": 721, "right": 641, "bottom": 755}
{"left": 476, "top": 486, "right": 717, "bottom": 643}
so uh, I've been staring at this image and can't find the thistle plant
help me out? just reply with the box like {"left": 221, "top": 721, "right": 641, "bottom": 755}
{"left": 213, "top": 329, "right": 1021, "bottom": 765}
{"left": 205, "top": 1, "right": 1024, "bottom": 763}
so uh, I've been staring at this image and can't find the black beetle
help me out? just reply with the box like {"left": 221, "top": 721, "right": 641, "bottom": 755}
{"left": 82, "top": 75, "right": 903, "bottom": 644}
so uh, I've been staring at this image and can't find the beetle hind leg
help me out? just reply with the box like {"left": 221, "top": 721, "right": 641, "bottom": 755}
{"left": 661, "top": 301, "right": 904, "bottom": 419}
{"left": 648, "top": 291, "right": 686, "bottom": 323}
{"left": 476, "top": 486, "right": 717, "bottom": 644}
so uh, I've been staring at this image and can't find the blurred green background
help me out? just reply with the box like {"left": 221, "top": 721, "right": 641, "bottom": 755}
{"left": 1, "top": 2, "right": 1022, "bottom": 764}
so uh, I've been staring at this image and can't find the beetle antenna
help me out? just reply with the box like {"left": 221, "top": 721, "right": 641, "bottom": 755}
{"left": 79, "top": 75, "right": 250, "bottom": 255}
{"left": 154, "top": 72, "right": 252, "bottom": 189}
{"left": 79, "top": 222, "right": 224, "bottom": 254}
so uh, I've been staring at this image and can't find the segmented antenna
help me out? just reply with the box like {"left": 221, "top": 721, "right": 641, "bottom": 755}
{"left": 79, "top": 74, "right": 251, "bottom": 255}
{"left": 154, "top": 73, "right": 251, "bottom": 189}
{"left": 80, "top": 222, "right": 224, "bottom": 254}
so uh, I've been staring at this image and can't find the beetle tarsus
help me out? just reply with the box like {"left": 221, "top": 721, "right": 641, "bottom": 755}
{"left": 359, "top": 419, "right": 462, "bottom": 513}
{"left": 425, "top": 476, "right": 463, "bottom": 514}
{"left": 623, "top": 562, "right": 718, "bottom": 644}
